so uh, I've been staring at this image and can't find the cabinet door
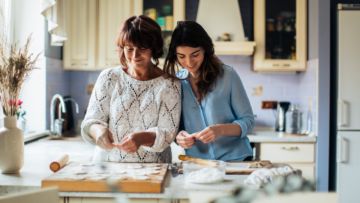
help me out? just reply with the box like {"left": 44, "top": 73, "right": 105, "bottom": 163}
{"left": 337, "top": 131, "right": 360, "bottom": 203}
{"left": 133, "top": 0, "right": 185, "bottom": 68}
{"left": 253, "top": 0, "right": 307, "bottom": 72}
{"left": 64, "top": 0, "right": 97, "bottom": 70}
{"left": 133, "top": 0, "right": 185, "bottom": 31}
{"left": 98, "top": 0, "right": 134, "bottom": 69}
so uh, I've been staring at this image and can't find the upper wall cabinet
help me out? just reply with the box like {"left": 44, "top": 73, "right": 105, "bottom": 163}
{"left": 253, "top": 0, "right": 307, "bottom": 72}
{"left": 133, "top": 0, "right": 185, "bottom": 31}
{"left": 64, "top": 0, "right": 97, "bottom": 70}
{"left": 64, "top": 0, "right": 133, "bottom": 70}
{"left": 98, "top": 0, "right": 133, "bottom": 68}
{"left": 133, "top": 0, "right": 185, "bottom": 64}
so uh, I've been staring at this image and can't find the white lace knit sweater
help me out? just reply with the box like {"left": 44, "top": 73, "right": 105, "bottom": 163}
{"left": 81, "top": 67, "right": 181, "bottom": 163}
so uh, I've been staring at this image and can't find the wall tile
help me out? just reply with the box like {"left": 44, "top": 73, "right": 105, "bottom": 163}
{"left": 58, "top": 56, "right": 317, "bottom": 131}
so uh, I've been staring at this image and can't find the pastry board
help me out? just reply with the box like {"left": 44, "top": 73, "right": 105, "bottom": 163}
{"left": 41, "top": 162, "right": 168, "bottom": 193}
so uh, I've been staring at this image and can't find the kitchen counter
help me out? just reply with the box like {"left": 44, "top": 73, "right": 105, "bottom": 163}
{"left": 0, "top": 130, "right": 316, "bottom": 201}
{"left": 0, "top": 136, "right": 93, "bottom": 194}
{"left": 248, "top": 129, "right": 317, "bottom": 143}
{"left": 0, "top": 136, "right": 247, "bottom": 201}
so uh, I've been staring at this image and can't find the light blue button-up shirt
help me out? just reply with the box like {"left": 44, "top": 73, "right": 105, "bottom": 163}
{"left": 177, "top": 64, "right": 254, "bottom": 161}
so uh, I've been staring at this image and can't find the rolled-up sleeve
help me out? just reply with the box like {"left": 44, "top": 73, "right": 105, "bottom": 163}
{"left": 143, "top": 80, "right": 181, "bottom": 152}
{"left": 229, "top": 68, "right": 255, "bottom": 137}
{"left": 81, "top": 69, "right": 115, "bottom": 144}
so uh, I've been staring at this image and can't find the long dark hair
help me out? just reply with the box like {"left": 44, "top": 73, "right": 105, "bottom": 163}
{"left": 116, "top": 15, "right": 163, "bottom": 67}
{"left": 164, "top": 21, "right": 223, "bottom": 100}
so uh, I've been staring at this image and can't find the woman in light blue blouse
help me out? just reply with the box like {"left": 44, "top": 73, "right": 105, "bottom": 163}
{"left": 164, "top": 21, "right": 255, "bottom": 161}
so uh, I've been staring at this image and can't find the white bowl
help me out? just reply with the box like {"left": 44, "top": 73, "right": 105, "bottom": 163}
{"left": 183, "top": 160, "right": 226, "bottom": 184}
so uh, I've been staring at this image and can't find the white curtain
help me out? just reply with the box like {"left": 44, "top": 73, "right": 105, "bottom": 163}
{"left": 1, "top": 0, "right": 11, "bottom": 127}
{"left": 0, "top": 0, "right": 11, "bottom": 42}
{"left": 41, "top": 0, "right": 67, "bottom": 46}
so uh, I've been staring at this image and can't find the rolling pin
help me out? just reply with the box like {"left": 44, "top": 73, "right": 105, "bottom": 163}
{"left": 178, "top": 155, "right": 218, "bottom": 167}
{"left": 49, "top": 154, "right": 69, "bottom": 172}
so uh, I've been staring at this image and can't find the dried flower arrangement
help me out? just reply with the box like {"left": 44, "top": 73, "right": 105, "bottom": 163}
{"left": 0, "top": 35, "right": 39, "bottom": 117}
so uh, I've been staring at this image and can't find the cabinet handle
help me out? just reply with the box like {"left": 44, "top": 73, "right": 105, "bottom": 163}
{"left": 338, "top": 99, "right": 349, "bottom": 127}
{"left": 337, "top": 136, "right": 349, "bottom": 164}
{"left": 281, "top": 146, "right": 299, "bottom": 151}
{"left": 271, "top": 63, "right": 291, "bottom": 67}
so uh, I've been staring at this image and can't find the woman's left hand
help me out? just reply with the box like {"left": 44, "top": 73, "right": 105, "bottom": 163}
{"left": 115, "top": 133, "right": 140, "bottom": 153}
{"left": 194, "top": 126, "right": 220, "bottom": 144}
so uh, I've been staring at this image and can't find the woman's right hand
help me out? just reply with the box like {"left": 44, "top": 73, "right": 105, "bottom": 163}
{"left": 176, "top": 131, "right": 195, "bottom": 149}
{"left": 89, "top": 124, "right": 114, "bottom": 150}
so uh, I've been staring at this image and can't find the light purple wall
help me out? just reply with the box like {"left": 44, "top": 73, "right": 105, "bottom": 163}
{"left": 68, "top": 71, "right": 100, "bottom": 125}
{"left": 46, "top": 58, "right": 70, "bottom": 129}
{"left": 52, "top": 56, "right": 317, "bottom": 131}
{"left": 219, "top": 56, "right": 317, "bottom": 129}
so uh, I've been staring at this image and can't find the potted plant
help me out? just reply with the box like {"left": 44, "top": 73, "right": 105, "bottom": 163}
{"left": 0, "top": 35, "right": 38, "bottom": 173}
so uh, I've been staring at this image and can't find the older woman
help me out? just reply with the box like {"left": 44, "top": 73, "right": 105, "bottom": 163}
{"left": 81, "top": 15, "right": 181, "bottom": 163}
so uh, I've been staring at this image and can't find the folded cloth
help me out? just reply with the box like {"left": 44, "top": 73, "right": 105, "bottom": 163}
{"left": 244, "top": 165, "right": 296, "bottom": 188}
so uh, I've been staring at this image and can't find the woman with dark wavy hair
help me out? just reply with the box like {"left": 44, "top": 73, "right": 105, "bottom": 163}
{"left": 82, "top": 15, "right": 180, "bottom": 163}
{"left": 164, "top": 21, "right": 254, "bottom": 161}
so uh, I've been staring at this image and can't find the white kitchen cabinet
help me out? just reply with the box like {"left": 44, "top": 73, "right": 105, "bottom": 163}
{"left": 64, "top": 0, "right": 97, "bottom": 70}
{"left": 259, "top": 143, "right": 316, "bottom": 181}
{"left": 64, "top": 0, "right": 134, "bottom": 70}
{"left": 98, "top": 0, "right": 133, "bottom": 68}
{"left": 253, "top": 0, "right": 307, "bottom": 72}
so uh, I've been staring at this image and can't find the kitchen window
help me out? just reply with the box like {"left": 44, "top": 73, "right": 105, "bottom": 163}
{"left": 0, "top": 0, "right": 12, "bottom": 42}
{"left": 0, "top": 0, "right": 12, "bottom": 129}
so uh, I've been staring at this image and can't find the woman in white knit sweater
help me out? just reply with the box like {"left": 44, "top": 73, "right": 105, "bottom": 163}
{"left": 81, "top": 15, "right": 181, "bottom": 163}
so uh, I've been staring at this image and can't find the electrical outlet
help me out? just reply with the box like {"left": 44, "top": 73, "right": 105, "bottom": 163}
{"left": 261, "top": 101, "right": 278, "bottom": 109}
{"left": 86, "top": 84, "right": 94, "bottom": 95}
{"left": 252, "top": 85, "right": 263, "bottom": 96}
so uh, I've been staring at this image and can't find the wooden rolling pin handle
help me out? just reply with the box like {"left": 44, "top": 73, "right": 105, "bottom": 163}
{"left": 50, "top": 154, "right": 69, "bottom": 172}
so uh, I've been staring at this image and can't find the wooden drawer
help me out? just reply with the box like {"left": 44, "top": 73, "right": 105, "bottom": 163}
{"left": 260, "top": 143, "right": 315, "bottom": 163}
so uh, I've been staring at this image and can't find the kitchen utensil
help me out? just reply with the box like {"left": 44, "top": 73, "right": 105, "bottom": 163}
{"left": 49, "top": 154, "right": 69, "bottom": 172}
{"left": 178, "top": 155, "right": 218, "bottom": 167}
{"left": 169, "top": 163, "right": 181, "bottom": 177}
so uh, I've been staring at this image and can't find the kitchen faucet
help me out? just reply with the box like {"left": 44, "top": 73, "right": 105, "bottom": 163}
{"left": 50, "top": 94, "right": 67, "bottom": 136}
{"left": 61, "top": 98, "right": 79, "bottom": 115}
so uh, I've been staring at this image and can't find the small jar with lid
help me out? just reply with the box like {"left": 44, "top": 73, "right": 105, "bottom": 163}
{"left": 285, "top": 104, "right": 303, "bottom": 134}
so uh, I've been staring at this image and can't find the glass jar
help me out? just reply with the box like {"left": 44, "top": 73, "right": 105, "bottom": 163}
{"left": 285, "top": 105, "right": 303, "bottom": 134}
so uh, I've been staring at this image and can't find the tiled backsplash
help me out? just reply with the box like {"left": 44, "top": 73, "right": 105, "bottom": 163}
{"left": 46, "top": 56, "right": 317, "bottom": 131}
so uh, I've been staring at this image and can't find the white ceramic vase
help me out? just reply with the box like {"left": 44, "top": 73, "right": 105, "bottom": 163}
{"left": 0, "top": 116, "right": 24, "bottom": 173}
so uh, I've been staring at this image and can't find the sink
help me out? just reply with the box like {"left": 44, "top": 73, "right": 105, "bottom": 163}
{"left": 24, "top": 130, "right": 50, "bottom": 144}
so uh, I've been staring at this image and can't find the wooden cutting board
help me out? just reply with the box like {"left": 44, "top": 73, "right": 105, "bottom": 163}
{"left": 41, "top": 162, "right": 168, "bottom": 193}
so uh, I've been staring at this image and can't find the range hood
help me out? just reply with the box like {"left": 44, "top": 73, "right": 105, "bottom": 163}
{"left": 196, "top": 0, "right": 255, "bottom": 56}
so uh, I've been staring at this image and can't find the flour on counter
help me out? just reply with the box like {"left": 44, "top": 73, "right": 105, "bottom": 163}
{"left": 244, "top": 165, "right": 295, "bottom": 188}
{"left": 185, "top": 167, "right": 224, "bottom": 184}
